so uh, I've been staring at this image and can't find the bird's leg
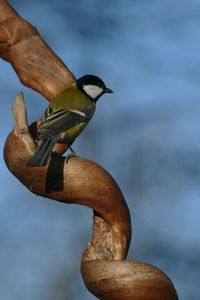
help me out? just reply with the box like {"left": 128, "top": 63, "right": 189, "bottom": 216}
{"left": 69, "top": 145, "right": 77, "bottom": 156}
{"left": 66, "top": 145, "right": 78, "bottom": 162}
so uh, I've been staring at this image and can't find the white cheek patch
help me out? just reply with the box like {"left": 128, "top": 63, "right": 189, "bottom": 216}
{"left": 83, "top": 84, "right": 103, "bottom": 99}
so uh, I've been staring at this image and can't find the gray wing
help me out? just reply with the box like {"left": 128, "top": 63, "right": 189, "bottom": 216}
{"left": 38, "top": 108, "right": 87, "bottom": 140}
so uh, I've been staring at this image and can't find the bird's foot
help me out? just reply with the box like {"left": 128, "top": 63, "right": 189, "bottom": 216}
{"left": 65, "top": 153, "right": 78, "bottom": 163}
{"left": 65, "top": 146, "right": 79, "bottom": 163}
{"left": 69, "top": 145, "right": 77, "bottom": 156}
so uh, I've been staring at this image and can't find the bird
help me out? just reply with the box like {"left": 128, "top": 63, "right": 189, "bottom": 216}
{"left": 27, "top": 74, "right": 113, "bottom": 167}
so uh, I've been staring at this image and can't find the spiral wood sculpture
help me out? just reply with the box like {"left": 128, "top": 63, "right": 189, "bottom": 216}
{"left": 1, "top": 1, "right": 178, "bottom": 299}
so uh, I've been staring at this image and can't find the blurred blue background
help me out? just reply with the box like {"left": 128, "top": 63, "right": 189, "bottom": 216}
{"left": 0, "top": 0, "right": 200, "bottom": 299}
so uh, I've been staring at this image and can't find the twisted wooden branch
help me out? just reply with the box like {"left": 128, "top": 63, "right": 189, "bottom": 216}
{"left": 1, "top": 1, "right": 178, "bottom": 299}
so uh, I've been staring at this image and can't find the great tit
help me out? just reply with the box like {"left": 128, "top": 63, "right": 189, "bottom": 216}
{"left": 27, "top": 74, "right": 113, "bottom": 167}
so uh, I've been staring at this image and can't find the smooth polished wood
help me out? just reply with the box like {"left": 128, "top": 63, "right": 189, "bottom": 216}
{"left": 1, "top": 1, "right": 178, "bottom": 299}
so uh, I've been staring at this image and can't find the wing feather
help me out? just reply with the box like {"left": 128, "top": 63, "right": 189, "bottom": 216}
{"left": 38, "top": 101, "right": 95, "bottom": 140}
{"left": 39, "top": 109, "right": 87, "bottom": 140}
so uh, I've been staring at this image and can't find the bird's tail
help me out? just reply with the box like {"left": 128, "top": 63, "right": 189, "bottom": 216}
{"left": 27, "top": 137, "right": 58, "bottom": 167}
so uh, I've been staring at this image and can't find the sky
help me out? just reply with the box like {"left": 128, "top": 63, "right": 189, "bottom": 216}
{"left": 0, "top": 1, "right": 200, "bottom": 299}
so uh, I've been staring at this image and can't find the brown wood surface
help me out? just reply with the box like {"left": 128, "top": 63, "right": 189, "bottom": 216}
{"left": 1, "top": 1, "right": 178, "bottom": 299}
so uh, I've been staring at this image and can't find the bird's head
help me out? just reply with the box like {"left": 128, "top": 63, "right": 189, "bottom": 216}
{"left": 76, "top": 75, "right": 113, "bottom": 101}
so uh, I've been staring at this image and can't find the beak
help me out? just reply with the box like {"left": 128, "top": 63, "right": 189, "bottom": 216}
{"left": 104, "top": 87, "right": 113, "bottom": 93}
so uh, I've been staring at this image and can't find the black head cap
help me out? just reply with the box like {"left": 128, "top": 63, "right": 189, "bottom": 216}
{"left": 77, "top": 74, "right": 113, "bottom": 101}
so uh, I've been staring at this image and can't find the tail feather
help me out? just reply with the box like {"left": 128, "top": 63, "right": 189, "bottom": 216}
{"left": 27, "top": 137, "right": 58, "bottom": 167}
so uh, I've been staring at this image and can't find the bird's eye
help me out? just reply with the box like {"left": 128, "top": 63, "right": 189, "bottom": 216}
{"left": 97, "top": 82, "right": 103, "bottom": 88}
